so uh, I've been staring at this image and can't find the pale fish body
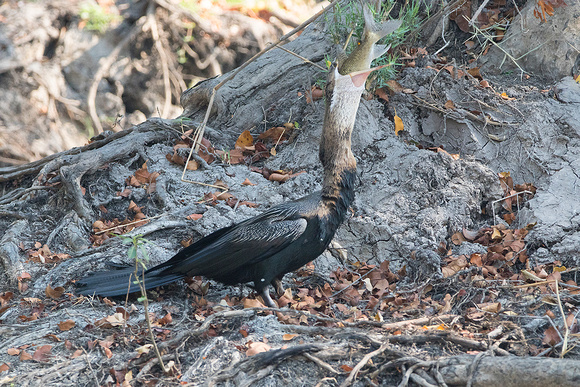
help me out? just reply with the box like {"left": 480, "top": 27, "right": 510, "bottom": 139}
{"left": 339, "top": 5, "right": 402, "bottom": 75}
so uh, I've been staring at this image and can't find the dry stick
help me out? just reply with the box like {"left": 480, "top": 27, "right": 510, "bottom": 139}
{"left": 134, "top": 253, "right": 169, "bottom": 374}
{"left": 380, "top": 314, "right": 457, "bottom": 330}
{"left": 340, "top": 343, "right": 390, "bottom": 387}
{"left": 555, "top": 280, "right": 570, "bottom": 357}
{"left": 146, "top": 2, "right": 172, "bottom": 117}
{"left": 275, "top": 45, "right": 328, "bottom": 71}
{"left": 469, "top": 0, "right": 490, "bottom": 27}
{"left": 181, "top": 0, "right": 341, "bottom": 188}
{"left": 471, "top": 23, "right": 544, "bottom": 78}
{"left": 88, "top": 17, "right": 147, "bottom": 134}
{"left": 94, "top": 214, "right": 162, "bottom": 235}
{"left": 303, "top": 353, "right": 341, "bottom": 374}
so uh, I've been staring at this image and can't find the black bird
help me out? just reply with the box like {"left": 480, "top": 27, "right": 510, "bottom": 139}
{"left": 77, "top": 7, "right": 401, "bottom": 307}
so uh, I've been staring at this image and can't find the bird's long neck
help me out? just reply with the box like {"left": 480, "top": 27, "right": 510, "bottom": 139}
{"left": 318, "top": 69, "right": 366, "bottom": 218}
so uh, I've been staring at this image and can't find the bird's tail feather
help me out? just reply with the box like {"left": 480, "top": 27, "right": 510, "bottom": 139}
{"left": 77, "top": 266, "right": 183, "bottom": 297}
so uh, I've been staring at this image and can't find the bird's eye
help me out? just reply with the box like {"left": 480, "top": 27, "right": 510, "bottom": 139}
{"left": 357, "top": 41, "right": 361, "bottom": 46}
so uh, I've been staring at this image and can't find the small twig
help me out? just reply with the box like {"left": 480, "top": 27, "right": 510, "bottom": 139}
{"left": 555, "top": 280, "right": 570, "bottom": 358}
{"left": 275, "top": 45, "right": 327, "bottom": 71}
{"left": 94, "top": 214, "right": 162, "bottom": 235}
{"left": 381, "top": 314, "right": 457, "bottom": 330}
{"left": 340, "top": 343, "right": 390, "bottom": 387}
{"left": 82, "top": 348, "right": 99, "bottom": 386}
{"left": 303, "top": 353, "right": 341, "bottom": 374}
{"left": 331, "top": 266, "right": 378, "bottom": 298}
{"left": 398, "top": 361, "right": 435, "bottom": 387}
{"left": 469, "top": 0, "right": 490, "bottom": 27}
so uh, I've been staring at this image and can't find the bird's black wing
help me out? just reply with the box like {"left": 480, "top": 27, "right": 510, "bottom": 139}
{"left": 154, "top": 204, "right": 309, "bottom": 279}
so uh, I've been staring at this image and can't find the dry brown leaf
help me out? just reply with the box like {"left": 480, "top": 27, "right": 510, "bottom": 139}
{"left": 500, "top": 92, "right": 515, "bottom": 100}
{"left": 282, "top": 334, "right": 298, "bottom": 341}
{"left": 480, "top": 302, "right": 501, "bottom": 313}
{"left": 375, "top": 87, "right": 389, "bottom": 101}
{"left": 385, "top": 80, "right": 404, "bottom": 93}
{"left": 542, "top": 326, "right": 561, "bottom": 346}
{"left": 444, "top": 100, "right": 456, "bottom": 110}
{"left": 45, "top": 285, "right": 65, "bottom": 299}
{"left": 155, "top": 313, "right": 172, "bottom": 326}
{"left": 0, "top": 363, "right": 9, "bottom": 372}
{"left": 71, "top": 349, "right": 83, "bottom": 359}
{"left": 58, "top": 320, "right": 76, "bottom": 331}
{"left": 394, "top": 111, "right": 404, "bottom": 136}
{"left": 0, "top": 291, "right": 14, "bottom": 307}
{"left": 243, "top": 298, "right": 265, "bottom": 308}
{"left": 186, "top": 213, "right": 203, "bottom": 220}
{"left": 235, "top": 130, "right": 254, "bottom": 149}
{"left": 242, "top": 178, "right": 255, "bottom": 186}
{"left": 451, "top": 232, "right": 466, "bottom": 245}
{"left": 19, "top": 351, "right": 33, "bottom": 361}
{"left": 449, "top": 0, "right": 471, "bottom": 32}
{"left": 32, "top": 345, "right": 52, "bottom": 362}
{"left": 7, "top": 348, "right": 20, "bottom": 356}
{"left": 258, "top": 126, "right": 288, "bottom": 143}
{"left": 246, "top": 341, "right": 271, "bottom": 356}
{"left": 311, "top": 87, "right": 324, "bottom": 101}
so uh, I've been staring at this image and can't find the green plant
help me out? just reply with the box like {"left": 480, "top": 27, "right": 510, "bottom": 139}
{"left": 79, "top": 1, "right": 121, "bottom": 34}
{"left": 118, "top": 235, "right": 173, "bottom": 372}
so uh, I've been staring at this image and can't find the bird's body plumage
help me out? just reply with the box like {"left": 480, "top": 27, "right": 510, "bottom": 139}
{"left": 77, "top": 3, "right": 399, "bottom": 305}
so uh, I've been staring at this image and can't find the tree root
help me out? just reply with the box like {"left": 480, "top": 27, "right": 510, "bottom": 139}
{"left": 0, "top": 118, "right": 177, "bottom": 220}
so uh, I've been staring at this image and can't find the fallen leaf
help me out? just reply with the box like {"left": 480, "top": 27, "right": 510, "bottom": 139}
{"left": 7, "top": 348, "right": 20, "bottom": 356}
{"left": 394, "top": 109, "right": 404, "bottom": 136}
{"left": 0, "top": 291, "right": 14, "bottom": 307}
{"left": 282, "top": 334, "right": 298, "bottom": 341}
{"left": 235, "top": 130, "right": 254, "bottom": 149}
{"left": 467, "top": 67, "right": 482, "bottom": 79}
{"left": 500, "top": 92, "right": 515, "bottom": 100}
{"left": 258, "top": 126, "right": 289, "bottom": 143}
{"left": 340, "top": 364, "right": 354, "bottom": 372}
{"left": 32, "top": 345, "right": 52, "bottom": 362}
{"left": 20, "top": 351, "right": 33, "bottom": 361}
{"left": 186, "top": 213, "right": 203, "bottom": 220}
{"left": 242, "top": 178, "right": 255, "bottom": 186}
{"left": 311, "top": 86, "right": 324, "bottom": 101}
{"left": 155, "top": 313, "right": 172, "bottom": 326}
{"left": 58, "top": 320, "right": 76, "bottom": 331}
{"left": 71, "top": 349, "right": 83, "bottom": 359}
{"left": 0, "top": 363, "right": 9, "bottom": 373}
{"left": 136, "top": 344, "right": 153, "bottom": 355}
{"left": 449, "top": 0, "right": 471, "bottom": 32}
{"left": 45, "top": 285, "right": 65, "bottom": 299}
{"left": 375, "top": 87, "right": 389, "bottom": 101}
{"left": 246, "top": 341, "right": 270, "bottom": 356}
{"left": 243, "top": 298, "right": 265, "bottom": 308}
{"left": 444, "top": 100, "right": 456, "bottom": 110}
{"left": 385, "top": 80, "right": 404, "bottom": 93}
{"left": 542, "top": 326, "right": 561, "bottom": 346}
